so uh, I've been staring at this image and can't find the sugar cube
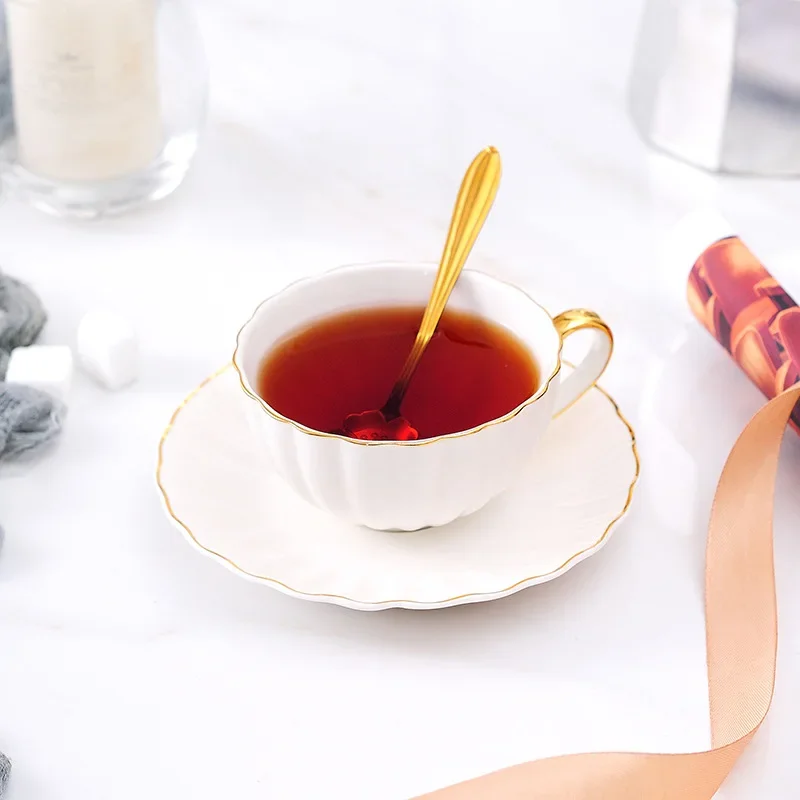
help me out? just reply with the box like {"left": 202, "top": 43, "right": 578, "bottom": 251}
{"left": 4, "top": 345, "right": 73, "bottom": 405}
{"left": 77, "top": 310, "right": 139, "bottom": 390}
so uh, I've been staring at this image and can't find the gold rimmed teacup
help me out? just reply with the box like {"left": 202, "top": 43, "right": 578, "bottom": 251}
{"left": 233, "top": 262, "right": 613, "bottom": 531}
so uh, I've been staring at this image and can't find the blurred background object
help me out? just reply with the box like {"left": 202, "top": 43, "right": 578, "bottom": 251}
{"left": 0, "top": 4, "right": 10, "bottom": 144}
{"left": 0, "top": 0, "right": 208, "bottom": 218}
{"left": 629, "top": 0, "right": 800, "bottom": 176}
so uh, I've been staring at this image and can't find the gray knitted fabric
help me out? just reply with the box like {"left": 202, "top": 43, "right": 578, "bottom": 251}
{"left": 0, "top": 753, "right": 7, "bottom": 796}
{"left": 0, "top": 268, "right": 61, "bottom": 465}
{"left": 0, "top": 383, "right": 63, "bottom": 459}
{"left": 0, "top": 270, "right": 59, "bottom": 796}
{"left": 0, "top": 270, "right": 47, "bottom": 368}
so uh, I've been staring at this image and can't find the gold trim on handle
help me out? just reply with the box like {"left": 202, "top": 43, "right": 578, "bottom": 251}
{"left": 552, "top": 308, "right": 614, "bottom": 418}
{"left": 155, "top": 365, "right": 638, "bottom": 609}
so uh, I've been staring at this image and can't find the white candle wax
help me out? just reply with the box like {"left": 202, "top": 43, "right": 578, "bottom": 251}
{"left": 5, "top": 0, "right": 162, "bottom": 183}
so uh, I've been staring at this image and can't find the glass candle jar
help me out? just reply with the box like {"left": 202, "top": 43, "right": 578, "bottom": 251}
{"left": 0, "top": 0, "right": 208, "bottom": 218}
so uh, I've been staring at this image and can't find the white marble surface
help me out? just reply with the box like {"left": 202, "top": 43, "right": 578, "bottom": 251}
{"left": 1, "top": 0, "right": 800, "bottom": 797}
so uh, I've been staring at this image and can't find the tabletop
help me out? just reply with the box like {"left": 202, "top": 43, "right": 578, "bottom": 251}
{"left": 1, "top": 0, "right": 800, "bottom": 797}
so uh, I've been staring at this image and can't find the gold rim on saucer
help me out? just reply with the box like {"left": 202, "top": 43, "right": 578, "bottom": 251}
{"left": 155, "top": 364, "right": 639, "bottom": 608}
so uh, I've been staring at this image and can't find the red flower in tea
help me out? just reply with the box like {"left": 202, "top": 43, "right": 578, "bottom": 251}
{"left": 341, "top": 410, "right": 419, "bottom": 441}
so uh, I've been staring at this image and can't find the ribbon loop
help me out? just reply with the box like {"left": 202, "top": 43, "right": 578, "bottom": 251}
{"left": 420, "top": 386, "right": 800, "bottom": 799}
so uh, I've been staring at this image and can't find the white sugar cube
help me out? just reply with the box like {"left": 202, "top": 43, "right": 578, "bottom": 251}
{"left": 77, "top": 310, "right": 139, "bottom": 390}
{"left": 5, "top": 345, "right": 73, "bottom": 405}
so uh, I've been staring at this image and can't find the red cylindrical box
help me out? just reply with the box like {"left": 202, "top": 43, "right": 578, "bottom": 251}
{"left": 676, "top": 211, "right": 800, "bottom": 431}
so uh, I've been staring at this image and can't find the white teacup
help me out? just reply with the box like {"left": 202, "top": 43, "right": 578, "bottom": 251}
{"left": 233, "top": 262, "right": 612, "bottom": 531}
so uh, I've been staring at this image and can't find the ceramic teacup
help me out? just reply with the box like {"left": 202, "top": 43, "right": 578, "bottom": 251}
{"left": 233, "top": 262, "right": 612, "bottom": 531}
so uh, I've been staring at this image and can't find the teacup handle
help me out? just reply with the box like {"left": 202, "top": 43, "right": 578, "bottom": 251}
{"left": 551, "top": 309, "right": 613, "bottom": 416}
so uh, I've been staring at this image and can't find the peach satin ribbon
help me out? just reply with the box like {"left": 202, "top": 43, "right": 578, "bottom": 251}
{"left": 420, "top": 386, "right": 799, "bottom": 799}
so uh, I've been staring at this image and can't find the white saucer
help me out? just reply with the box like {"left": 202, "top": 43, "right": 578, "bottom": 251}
{"left": 156, "top": 366, "right": 639, "bottom": 611}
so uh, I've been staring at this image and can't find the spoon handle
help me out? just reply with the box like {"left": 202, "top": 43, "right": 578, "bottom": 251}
{"left": 384, "top": 146, "right": 502, "bottom": 414}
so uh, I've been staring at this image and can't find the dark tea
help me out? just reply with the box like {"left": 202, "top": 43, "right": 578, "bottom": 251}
{"left": 257, "top": 306, "right": 539, "bottom": 440}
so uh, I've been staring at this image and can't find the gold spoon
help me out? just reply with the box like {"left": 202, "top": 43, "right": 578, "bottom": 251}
{"left": 340, "top": 146, "right": 503, "bottom": 441}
